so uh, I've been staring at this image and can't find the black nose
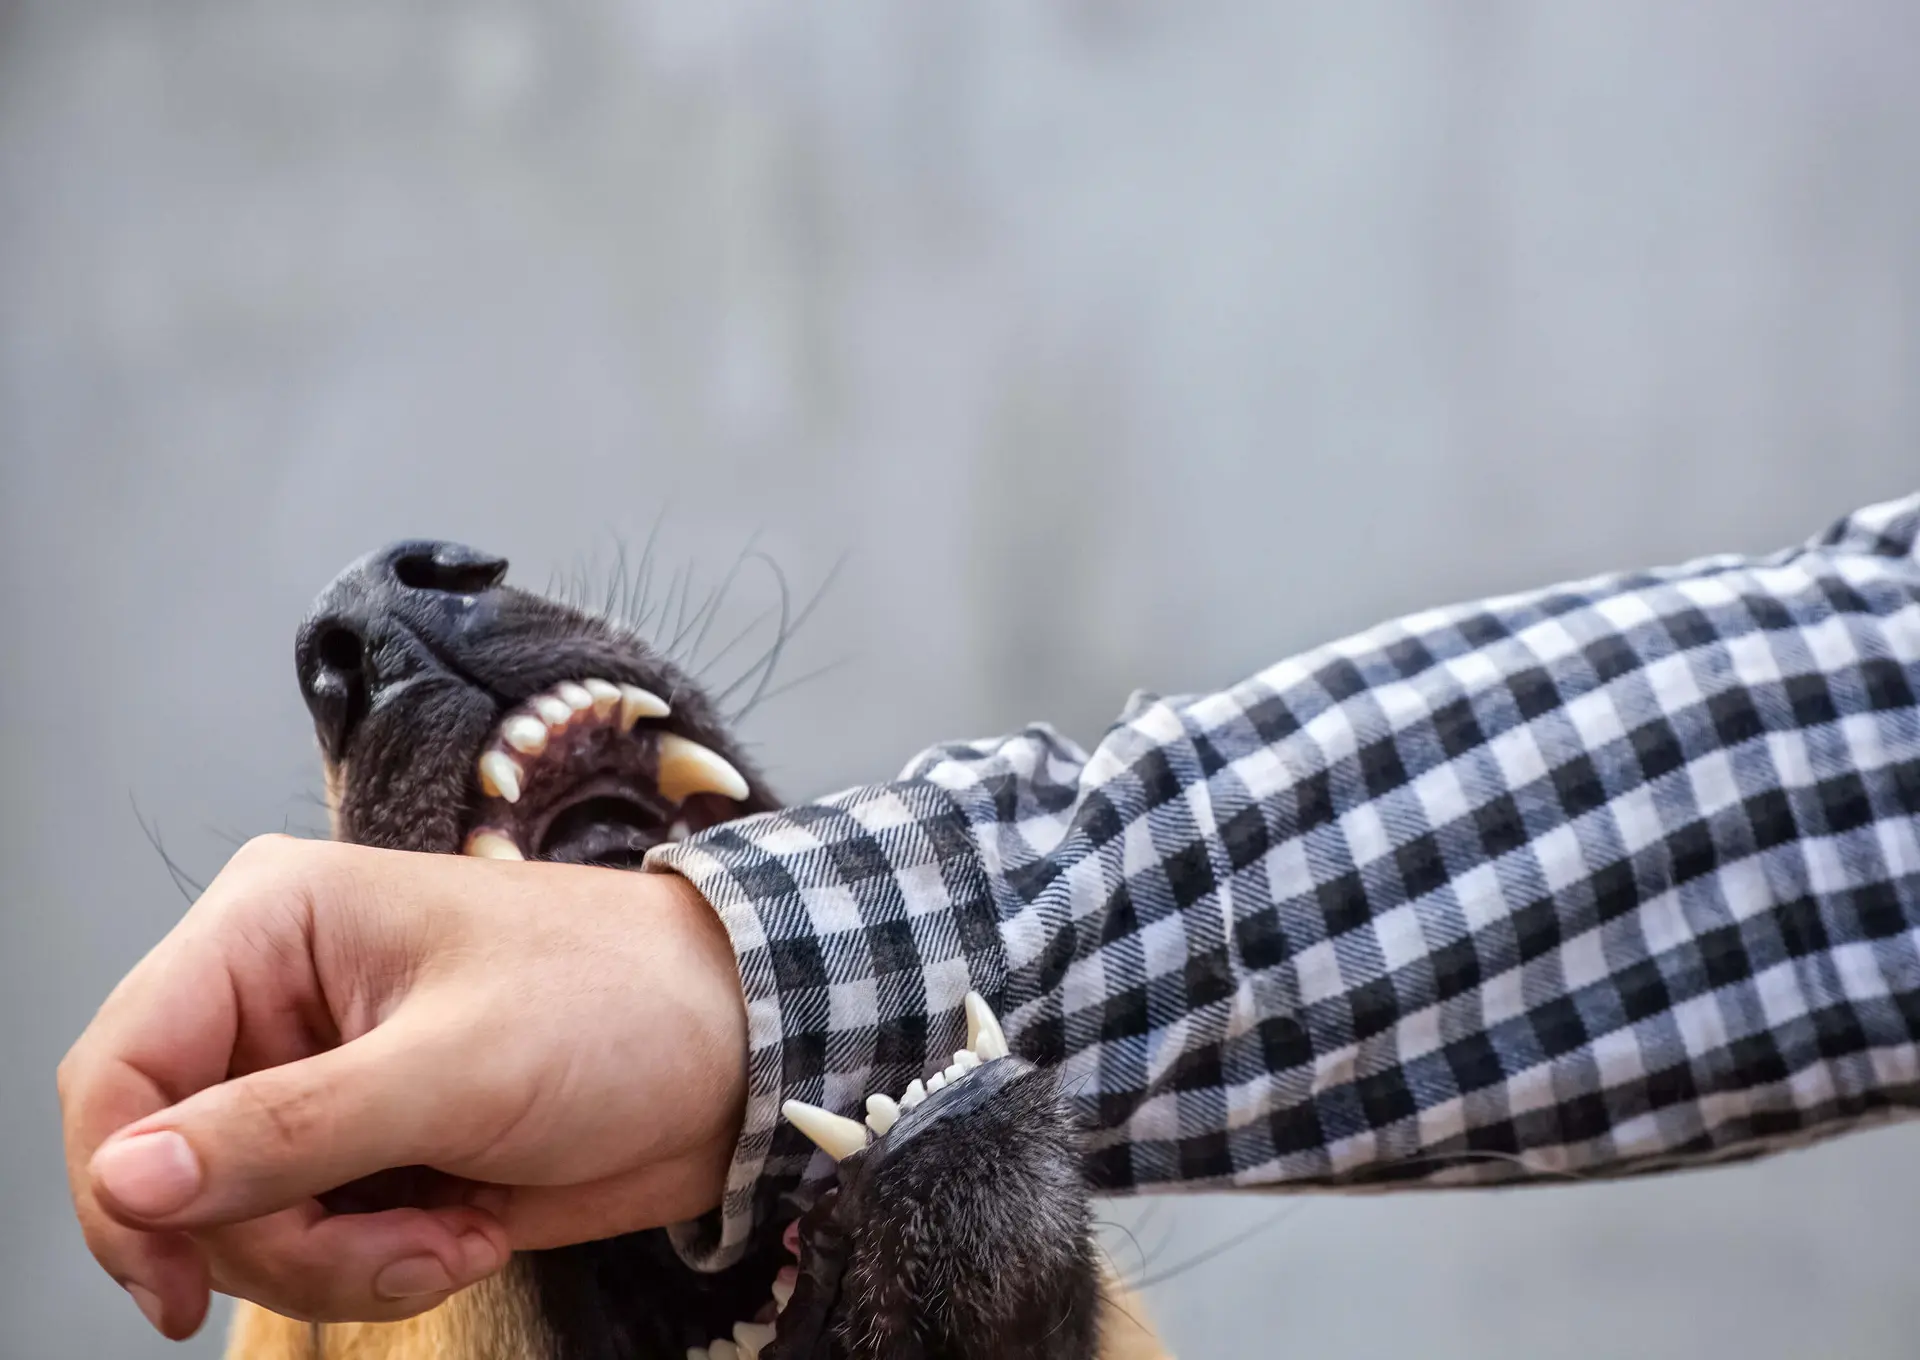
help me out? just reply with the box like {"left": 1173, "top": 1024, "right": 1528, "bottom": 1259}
{"left": 295, "top": 540, "right": 510, "bottom": 759}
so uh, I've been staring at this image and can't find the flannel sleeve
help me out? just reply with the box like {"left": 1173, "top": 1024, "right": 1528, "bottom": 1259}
{"left": 648, "top": 492, "right": 1920, "bottom": 1271}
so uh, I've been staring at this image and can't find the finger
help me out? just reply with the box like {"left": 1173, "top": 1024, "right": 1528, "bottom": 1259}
{"left": 59, "top": 841, "right": 337, "bottom": 1313}
{"left": 81, "top": 1222, "right": 211, "bottom": 1341}
{"left": 200, "top": 1201, "right": 509, "bottom": 1323}
{"left": 63, "top": 1062, "right": 211, "bottom": 1337}
{"left": 491, "top": 1144, "right": 731, "bottom": 1251}
{"left": 59, "top": 937, "right": 238, "bottom": 1334}
{"left": 90, "top": 1015, "right": 468, "bottom": 1232}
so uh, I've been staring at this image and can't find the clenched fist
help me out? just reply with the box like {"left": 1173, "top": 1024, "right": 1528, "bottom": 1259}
{"left": 57, "top": 835, "right": 748, "bottom": 1339}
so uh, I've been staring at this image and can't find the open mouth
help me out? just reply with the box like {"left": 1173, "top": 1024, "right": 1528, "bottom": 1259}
{"left": 688, "top": 994, "right": 1017, "bottom": 1360}
{"left": 458, "top": 676, "right": 751, "bottom": 868}
{"left": 452, "top": 678, "right": 1028, "bottom": 1358}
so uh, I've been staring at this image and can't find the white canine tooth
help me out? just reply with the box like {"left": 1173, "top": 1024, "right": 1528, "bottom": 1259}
{"left": 865, "top": 1093, "right": 900, "bottom": 1136}
{"left": 707, "top": 1342, "right": 739, "bottom": 1360}
{"left": 900, "top": 1078, "right": 927, "bottom": 1109}
{"left": 965, "top": 991, "right": 1010, "bottom": 1061}
{"left": 926, "top": 1071, "right": 947, "bottom": 1093}
{"left": 534, "top": 695, "right": 573, "bottom": 727}
{"left": 503, "top": 715, "right": 549, "bottom": 755}
{"left": 479, "top": 751, "right": 523, "bottom": 803}
{"left": 657, "top": 733, "right": 750, "bottom": 803}
{"left": 771, "top": 1268, "right": 797, "bottom": 1311}
{"left": 782, "top": 1099, "right": 870, "bottom": 1161}
{"left": 667, "top": 820, "right": 691, "bottom": 842}
{"left": 734, "top": 1321, "right": 776, "bottom": 1358}
{"left": 687, "top": 1349, "right": 710, "bottom": 1360}
{"left": 463, "top": 830, "right": 523, "bottom": 860}
{"left": 619, "top": 683, "right": 671, "bottom": 730}
{"left": 952, "top": 1048, "right": 981, "bottom": 1073}
{"left": 583, "top": 677, "right": 622, "bottom": 718}
{"left": 557, "top": 681, "right": 595, "bottom": 712}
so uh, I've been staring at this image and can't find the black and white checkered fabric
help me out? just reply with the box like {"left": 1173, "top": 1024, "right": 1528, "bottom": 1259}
{"left": 651, "top": 493, "right": 1920, "bottom": 1271}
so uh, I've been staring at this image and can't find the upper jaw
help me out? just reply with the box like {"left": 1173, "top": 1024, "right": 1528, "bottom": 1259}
{"left": 458, "top": 674, "right": 754, "bottom": 865}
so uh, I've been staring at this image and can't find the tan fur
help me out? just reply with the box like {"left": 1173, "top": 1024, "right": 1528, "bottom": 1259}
{"left": 227, "top": 1267, "right": 547, "bottom": 1360}
{"left": 226, "top": 1261, "right": 1170, "bottom": 1359}
{"left": 322, "top": 760, "right": 346, "bottom": 841}
{"left": 1097, "top": 1272, "right": 1174, "bottom": 1360}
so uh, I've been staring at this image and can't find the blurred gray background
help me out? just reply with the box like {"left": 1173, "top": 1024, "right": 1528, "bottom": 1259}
{"left": 5, "top": 2, "right": 1920, "bottom": 1356}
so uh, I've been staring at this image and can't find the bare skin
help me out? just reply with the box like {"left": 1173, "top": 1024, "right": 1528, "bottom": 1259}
{"left": 56, "top": 834, "right": 749, "bottom": 1341}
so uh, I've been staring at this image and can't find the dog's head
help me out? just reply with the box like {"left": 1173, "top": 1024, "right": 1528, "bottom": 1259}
{"left": 291, "top": 540, "right": 1103, "bottom": 1360}
{"left": 295, "top": 539, "right": 779, "bottom": 861}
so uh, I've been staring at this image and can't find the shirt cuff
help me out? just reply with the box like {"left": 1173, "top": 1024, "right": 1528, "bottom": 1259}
{"left": 643, "top": 778, "right": 1011, "bottom": 1271}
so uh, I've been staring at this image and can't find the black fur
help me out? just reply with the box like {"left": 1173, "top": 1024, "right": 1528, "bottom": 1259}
{"left": 295, "top": 541, "right": 1101, "bottom": 1360}
{"left": 780, "top": 1060, "right": 1098, "bottom": 1360}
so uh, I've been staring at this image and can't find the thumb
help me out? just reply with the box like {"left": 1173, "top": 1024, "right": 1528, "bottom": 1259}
{"left": 88, "top": 1021, "right": 461, "bottom": 1232}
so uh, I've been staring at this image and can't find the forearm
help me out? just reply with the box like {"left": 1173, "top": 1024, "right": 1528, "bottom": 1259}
{"left": 652, "top": 492, "right": 1920, "bottom": 1270}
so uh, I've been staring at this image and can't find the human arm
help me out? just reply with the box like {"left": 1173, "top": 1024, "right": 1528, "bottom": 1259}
{"left": 63, "top": 493, "right": 1920, "bottom": 1330}
{"left": 652, "top": 492, "right": 1920, "bottom": 1269}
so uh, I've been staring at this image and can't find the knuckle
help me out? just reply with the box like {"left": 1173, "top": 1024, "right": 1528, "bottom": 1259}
{"left": 215, "top": 833, "right": 341, "bottom": 932}
{"left": 226, "top": 832, "right": 294, "bottom": 877}
{"left": 218, "top": 1258, "right": 329, "bottom": 1322}
{"left": 204, "top": 1230, "right": 331, "bottom": 1321}
{"left": 237, "top": 1073, "right": 335, "bottom": 1157}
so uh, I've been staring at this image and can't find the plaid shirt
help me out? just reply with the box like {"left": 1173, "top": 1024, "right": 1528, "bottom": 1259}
{"left": 650, "top": 493, "right": 1920, "bottom": 1271}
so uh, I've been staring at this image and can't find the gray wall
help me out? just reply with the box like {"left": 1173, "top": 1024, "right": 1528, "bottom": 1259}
{"left": 5, "top": 3, "right": 1920, "bottom": 1356}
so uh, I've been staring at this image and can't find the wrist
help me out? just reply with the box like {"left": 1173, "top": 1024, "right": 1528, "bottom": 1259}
{"left": 648, "top": 867, "right": 749, "bottom": 1193}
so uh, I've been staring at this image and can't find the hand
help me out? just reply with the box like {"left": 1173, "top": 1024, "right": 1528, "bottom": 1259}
{"left": 57, "top": 834, "right": 748, "bottom": 1339}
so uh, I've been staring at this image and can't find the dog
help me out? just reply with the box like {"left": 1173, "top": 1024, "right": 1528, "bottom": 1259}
{"left": 224, "top": 540, "right": 1170, "bottom": 1360}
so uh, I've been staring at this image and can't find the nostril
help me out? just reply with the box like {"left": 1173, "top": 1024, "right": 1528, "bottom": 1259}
{"left": 391, "top": 543, "right": 509, "bottom": 596}
{"left": 314, "top": 624, "right": 366, "bottom": 677}
{"left": 300, "top": 620, "right": 373, "bottom": 759}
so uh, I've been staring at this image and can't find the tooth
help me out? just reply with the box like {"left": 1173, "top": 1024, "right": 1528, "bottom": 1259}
{"left": 734, "top": 1322, "right": 776, "bottom": 1358}
{"left": 687, "top": 1350, "right": 710, "bottom": 1360}
{"left": 557, "top": 681, "right": 595, "bottom": 712}
{"left": 667, "top": 820, "right": 691, "bottom": 842}
{"left": 503, "top": 715, "right": 549, "bottom": 755}
{"left": 772, "top": 1266, "right": 797, "bottom": 1311}
{"left": 900, "top": 1078, "right": 927, "bottom": 1109}
{"left": 781, "top": 1099, "right": 869, "bottom": 1161}
{"left": 534, "top": 695, "right": 573, "bottom": 727}
{"left": 463, "top": 829, "right": 523, "bottom": 860}
{"left": 965, "top": 991, "right": 1010, "bottom": 1061}
{"left": 619, "top": 684, "right": 671, "bottom": 729}
{"left": 941, "top": 1062, "right": 965, "bottom": 1084}
{"left": 583, "top": 678, "right": 622, "bottom": 718}
{"left": 479, "top": 751, "right": 523, "bottom": 803}
{"left": 926, "top": 1071, "right": 947, "bottom": 1093}
{"left": 708, "top": 1343, "right": 739, "bottom": 1360}
{"left": 657, "top": 734, "right": 749, "bottom": 803}
{"left": 865, "top": 1093, "right": 900, "bottom": 1136}
{"left": 952, "top": 1049, "right": 981, "bottom": 1075}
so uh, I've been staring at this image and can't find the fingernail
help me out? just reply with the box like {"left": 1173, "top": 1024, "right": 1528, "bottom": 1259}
{"left": 94, "top": 1131, "right": 202, "bottom": 1219}
{"left": 374, "top": 1254, "right": 454, "bottom": 1299}
{"left": 459, "top": 1230, "right": 501, "bottom": 1278}
{"left": 124, "top": 1282, "right": 165, "bottom": 1332}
